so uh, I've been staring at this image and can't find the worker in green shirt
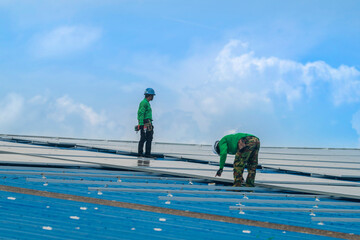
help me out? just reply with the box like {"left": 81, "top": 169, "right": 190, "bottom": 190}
{"left": 136, "top": 88, "right": 155, "bottom": 158}
{"left": 213, "top": 133, "right": 260, "bottom": 187}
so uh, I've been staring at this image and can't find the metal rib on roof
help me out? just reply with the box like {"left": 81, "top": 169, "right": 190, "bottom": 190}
{"left": 312, "top": 217, "right": 360, "bottom": 223}
{"left": 158, "top": 196, "right": 360, "bottom": 206}
{"left": 87, "top": 188, "right": 327, "bottom": 198}
{"left": 229, "top": 207, "right": 360, "bottom": 213}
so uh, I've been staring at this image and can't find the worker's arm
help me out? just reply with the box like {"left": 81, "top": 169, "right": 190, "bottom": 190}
{"left": 137, "top": 101, "right": 147, "bottom": 125}
{"left": 215, "top": 141, "right": 228, "bottom": 177}
{"left": 219, "top": 141, "right": 228, "bottom": 169}
{"left": 215, "top": 152, "right": 226, "bottom": 177}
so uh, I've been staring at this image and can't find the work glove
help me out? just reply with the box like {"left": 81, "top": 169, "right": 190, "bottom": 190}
{"left": 134, "top": 125, "right": 141, "bottom": 131}
{"left": 215, "top": 168, "right": 223, "bottom": 177}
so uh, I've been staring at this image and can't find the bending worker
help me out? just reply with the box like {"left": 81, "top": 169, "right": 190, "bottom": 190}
{"left": 213, "top": 133, "right": 260, "bottom": 187}
{"left": 137, "top": 88, "right": 155, "bottom": 158}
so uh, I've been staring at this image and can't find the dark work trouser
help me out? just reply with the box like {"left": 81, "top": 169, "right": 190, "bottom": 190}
{"left": 138, "top": 125, "right": 154, "bottom": 156}
{"left": 233, "top": 136, "right": 260, "bottom": 187}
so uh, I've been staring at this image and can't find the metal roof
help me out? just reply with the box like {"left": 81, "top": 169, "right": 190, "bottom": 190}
{"left": 1, "top": 135, "right": 360, "bottom": 200}
{"left": 0, "top": 134, "right": 359, "bottom": 240}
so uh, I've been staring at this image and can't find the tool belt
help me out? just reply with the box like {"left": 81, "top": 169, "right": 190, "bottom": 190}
{"left": 143, "top": 119, "right": 153, "bottom": 131}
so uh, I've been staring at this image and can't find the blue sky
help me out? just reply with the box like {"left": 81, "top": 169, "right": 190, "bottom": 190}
{"left": 1, "top": 0, "right": 360, "bottom": 147}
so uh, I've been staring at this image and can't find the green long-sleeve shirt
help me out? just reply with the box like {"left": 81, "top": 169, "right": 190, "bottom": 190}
{"left": 137, "top": 98, "right": 152, "bottom": 125}
{"left": 218, "top": 133, "right": 255, "bottom": 169}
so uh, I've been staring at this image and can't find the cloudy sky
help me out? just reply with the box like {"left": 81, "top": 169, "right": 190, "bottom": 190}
{"left": 1, "top": 0, "right": 360, "bottom": 147}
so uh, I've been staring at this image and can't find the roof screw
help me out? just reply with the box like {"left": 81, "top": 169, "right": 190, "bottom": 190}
{"left": 310, "top": 211, "right": 316, "bottom": 216}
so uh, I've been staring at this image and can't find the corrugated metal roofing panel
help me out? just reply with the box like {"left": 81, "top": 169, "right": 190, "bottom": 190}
{"left": 3, "top": 192, "right": 293, "bottom": 240}
{"left": 1, "top": 165, "right": 360, "bottom": 237}
{"left": 1, "top": 135, "right": 360, "bottom": 239}
{"left": 1, "top": 139, "right": 360, "bottom": 200}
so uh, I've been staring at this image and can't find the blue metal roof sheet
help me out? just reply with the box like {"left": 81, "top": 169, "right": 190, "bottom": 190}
{"left": 0, "top": 165, "right": 359, "bottom": 239}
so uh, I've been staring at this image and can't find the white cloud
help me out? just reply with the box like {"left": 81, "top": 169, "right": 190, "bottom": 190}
{"left": 50, "top": 95, "right": 106, "bottom": 126}
{"left": 0, "top": 93, "right": 24, "bottom": 126}
{"left": 177, "top": 40, "right": 360, "bottom": 114}
{"left": 301, "top": 61, "right": 360, "bottom": 105}
{"left": 32, "top": 25, "right": 101, "bottom": 57}
{"left": 208, "top": 40, "right": 360, "bottom": 107}
{"left": 0, "top": 93, "right": 127, "bottom": 139}
{"left": 29, "top": 95, "right": 48, "bottom": 105}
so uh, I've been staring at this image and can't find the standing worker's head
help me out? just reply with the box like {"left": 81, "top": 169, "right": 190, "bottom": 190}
{"left": 144, "top": 88, "right": 156, "bottom": 101}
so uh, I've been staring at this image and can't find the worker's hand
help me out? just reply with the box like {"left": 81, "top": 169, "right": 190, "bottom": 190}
{"left": 134, "top": 125, "right": 143, "bottom": 131}
{"left": 215, "top": 168, "right": 223, "bottom": 177}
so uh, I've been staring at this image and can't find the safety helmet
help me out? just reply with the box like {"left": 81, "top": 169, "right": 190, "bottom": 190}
{"left": 144, "top": 88, "right": 156, "bottom": 95}
{"left": 213, "top": 140, "right": 220, "bottom": 155}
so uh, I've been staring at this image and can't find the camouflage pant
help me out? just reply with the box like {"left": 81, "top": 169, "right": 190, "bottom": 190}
{"left": 233, "top": 136, "right": 260, "bottom": 187}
